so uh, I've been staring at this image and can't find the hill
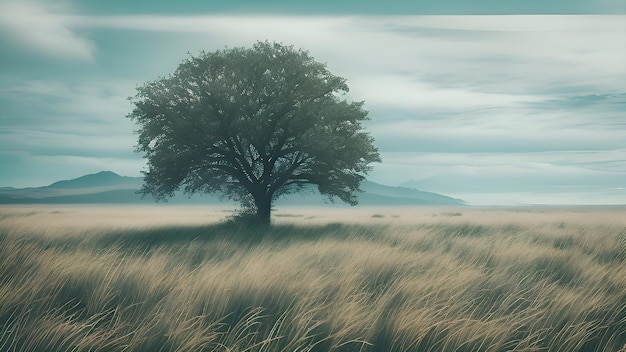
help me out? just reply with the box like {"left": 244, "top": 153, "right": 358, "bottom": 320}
{"left": 48, "top": 171, "right": 141, "bottom": 189}
{"left": 0, "top": 172, "right": 465, "bottom": 206}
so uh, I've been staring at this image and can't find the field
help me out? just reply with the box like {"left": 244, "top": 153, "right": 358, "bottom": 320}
{"left": 1, "top": 205, "right": 625, "bottom": 351}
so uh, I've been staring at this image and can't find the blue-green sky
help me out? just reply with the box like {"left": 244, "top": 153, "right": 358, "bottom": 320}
{"left": 1, "top": 0, "right": 625, "bottom": 205}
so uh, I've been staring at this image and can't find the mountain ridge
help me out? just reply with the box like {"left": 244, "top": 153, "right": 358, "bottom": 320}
{"left": 47, "top": 170, "right": 141, "bottom": 189}
{"left": 0, "top": 171, "right": 465, "bottom": 206}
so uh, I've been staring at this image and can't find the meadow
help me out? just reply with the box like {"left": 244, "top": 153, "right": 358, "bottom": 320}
{"left": 0, "top": 205, "right": 625, "bottom": 351}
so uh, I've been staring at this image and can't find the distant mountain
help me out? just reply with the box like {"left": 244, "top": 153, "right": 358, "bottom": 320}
{"left": 48, "top": 171, "right": 140, "bottom": 189}
{"left": 360, "top": 182, "right": 464, "bottom": 205}
{"left": 0, "top": 172, "right": 465, "bottom": 206}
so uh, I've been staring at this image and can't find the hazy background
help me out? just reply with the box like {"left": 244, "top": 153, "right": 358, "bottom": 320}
{"left": 1, "top": 0, "right": 624, "bottom": 205}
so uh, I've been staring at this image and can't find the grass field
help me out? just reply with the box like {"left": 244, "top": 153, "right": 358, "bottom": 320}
{"left": 1, "top": 205, "right": 625, "bottom": 351}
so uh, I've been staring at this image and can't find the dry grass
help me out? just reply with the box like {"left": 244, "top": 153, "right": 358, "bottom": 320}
{"left": 0, "top": 205, "right": 625, "bottom": 351}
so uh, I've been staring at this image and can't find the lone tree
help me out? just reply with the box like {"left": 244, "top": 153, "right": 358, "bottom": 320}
{"left": 128, "top": 41, "right": 380, "bottom": 224}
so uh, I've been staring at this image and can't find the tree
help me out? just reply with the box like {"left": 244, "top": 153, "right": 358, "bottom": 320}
{"left": 128, "top": 41, "right": 380, "bottom": 224}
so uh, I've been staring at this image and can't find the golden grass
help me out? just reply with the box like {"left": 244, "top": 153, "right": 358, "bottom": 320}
{"left": 0, "top": 205, "right": 625, "bottom": 351}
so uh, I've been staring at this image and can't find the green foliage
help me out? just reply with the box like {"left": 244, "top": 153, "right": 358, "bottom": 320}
{"left": 128, "top": 41, "right": 380, "bottom": 223}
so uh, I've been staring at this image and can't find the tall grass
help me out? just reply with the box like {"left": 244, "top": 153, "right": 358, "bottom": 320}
{"left": 0, "top": 206, "right": 625, "bottom": 351}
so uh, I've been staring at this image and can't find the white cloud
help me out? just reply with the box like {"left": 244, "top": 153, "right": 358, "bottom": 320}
{"left": 68, "top": 14, "right": 626, "bottom": 111}
{"left": 4, "top": 10, "right": 624, "bottom": 108}
{"left": 368, "top": 150, "right": 626, "bottom": 204}
{"left": 381, "top": 15, "right": 625, "bottom": 32}
{"left": 0, "top": 0, "right": 95, "bottom": 60}
{"left": 1, "top": 9, "right": 624, "bottom": 204}
{"left": 351, "top": 75, "right": 541, "bottom": 112}
{"left": 0, "top": 128, "right": 137, "bottom": 157}
{"left": 372, "top": 150, "right": 626, "bottom": 186}
{"left": 367, "top": 102, "right": 626, "bottom": 155}
{"left": 1, "top": 79, "right": 135, "bottom": 133}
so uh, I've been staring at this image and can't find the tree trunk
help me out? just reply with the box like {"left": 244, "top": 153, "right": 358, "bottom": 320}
{"left": 255, "top": 195, "right": 272, "bottom": 225}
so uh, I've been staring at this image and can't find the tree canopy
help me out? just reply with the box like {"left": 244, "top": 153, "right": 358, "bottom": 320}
{"left": 128, "top": 41, "right": 380, "bottom": 224}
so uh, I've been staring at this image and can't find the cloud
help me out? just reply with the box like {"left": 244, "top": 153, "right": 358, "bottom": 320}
{"left": 369, "top": 150, "right": 626, "bottom": 204}
{"left": 68, "top": 14, "right": 626, "bottom": 110}
{"left": 0, "top": 9, "right": 624, "bottom": 204}
{"left": 351, "top": 75, "right": 541, "bottom": 112}
{"left": 0, "top": 79, "right": 139, "bottom": 179}
{"left": 375, "top": 150, "right": 626, "bottom": 185}
{"left": 0, "top": 128, "right": 137, "bottom": 158}
{"left": 0, "top": 0, "right": 95, "bottom": 60}
{"left": 0, "top": 79, "right": 135, "bottom": 132}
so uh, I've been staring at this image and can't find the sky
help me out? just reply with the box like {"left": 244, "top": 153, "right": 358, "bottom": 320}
{"left": 0, "top": 0, "right": 625, "bottom": 205}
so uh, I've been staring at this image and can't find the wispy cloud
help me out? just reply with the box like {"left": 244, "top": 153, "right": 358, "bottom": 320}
{"left": 0, "top": 6, "right": 624, "bottom": 204}
{"left": 65, "top": 14, "right": 625, "bottom": 106}
{"left": 1, "top": 79, "right": 134, "bottom": 132}
{"left": 0, "top": 0, "right": 95, "bottom": 60}
{"left": 371, "top": 150, "right": 626, "bottom": 204}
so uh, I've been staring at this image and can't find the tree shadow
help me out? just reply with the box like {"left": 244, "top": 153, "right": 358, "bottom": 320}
{"left": 87, "top": 220, "right": 385, "bottom": 254}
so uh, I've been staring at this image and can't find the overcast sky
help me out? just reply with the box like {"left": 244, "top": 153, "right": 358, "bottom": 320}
{"left": 0, "top": 0, "right": 624, "bottom": 205}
